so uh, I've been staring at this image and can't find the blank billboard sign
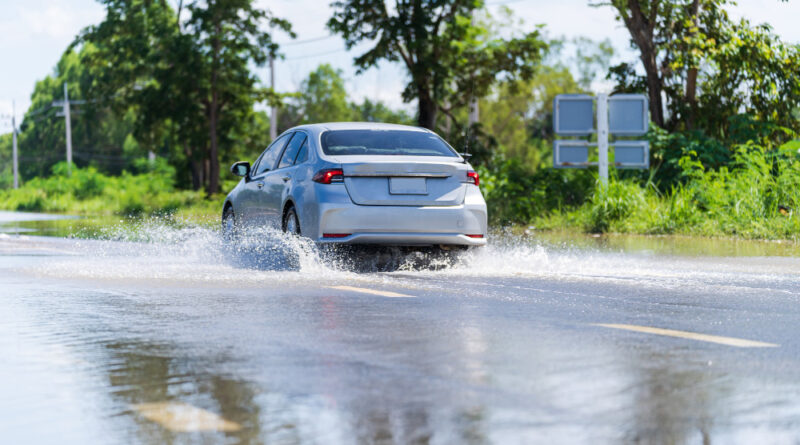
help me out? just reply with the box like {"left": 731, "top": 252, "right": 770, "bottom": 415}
{"left": 554, "top": 140, "right": 589, "bottom": 168}
{"left": 608, "top": 95, "right": 648, "bottom": 135}
{"left": 553, "top": 95, "right": 594, "bottom": 135}
{"left": 613, "top": 141, "right": 649, "bottom": 169}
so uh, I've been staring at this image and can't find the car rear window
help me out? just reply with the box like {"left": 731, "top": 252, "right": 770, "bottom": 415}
{"left": 321, "top": 130, "right": 458, "bottom": 157}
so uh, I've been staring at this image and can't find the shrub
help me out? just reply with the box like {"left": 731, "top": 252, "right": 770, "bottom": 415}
{"left": 586, "top": 180, "right": 646, "bottom": 233}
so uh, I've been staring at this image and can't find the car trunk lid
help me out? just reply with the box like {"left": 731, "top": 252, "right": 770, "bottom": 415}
{"left": 340, "top": 158, "right": 467, "bottom": 206}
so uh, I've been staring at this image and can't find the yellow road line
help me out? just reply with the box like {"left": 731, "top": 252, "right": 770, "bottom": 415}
{"left": 132, "top": 402, "right": 242, "bottom": 432}
{"left": 594, "top": 323, "right": 778, "bottom": 348}
{"left": 328, "top": 285, "right": 415, "bottom": 298}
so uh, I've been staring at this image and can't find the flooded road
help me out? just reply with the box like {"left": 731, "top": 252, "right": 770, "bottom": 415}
{"left": 2, "top": 213, "right": 800, "bottom": 444}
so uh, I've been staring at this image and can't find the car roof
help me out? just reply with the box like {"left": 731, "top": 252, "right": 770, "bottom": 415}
{"left": 289, "top": 122, "right": 430, "bottom": 133}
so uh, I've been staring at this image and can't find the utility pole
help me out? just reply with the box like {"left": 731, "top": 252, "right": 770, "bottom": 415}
{"left": 468, "top": 98, "right": 479, "bottom": 125}
{"left": 63, "top": 82, "right": 73, "bottom": 176}
{"left": 269, "top": 55, "right": 277, "bottom": 140}
{"left": 468, "top": 9, "right": 479, "bottom": 127}
{"left": 12, "top": 101, "right": 19, "bottom": 189}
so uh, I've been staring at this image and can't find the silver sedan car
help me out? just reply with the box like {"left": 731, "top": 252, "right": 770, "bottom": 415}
{"left": 222, "top": 122, "right": 487, "bottom": 247}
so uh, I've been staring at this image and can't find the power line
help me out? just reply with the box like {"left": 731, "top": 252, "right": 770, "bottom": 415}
{"left": 277, "top": 35, "right": 337, "bottom": 46}
{"left": 284, "top": 48, "right": 348, "bottom": 61}
{"left": 486, "top": 0, "right": 530, "bottom": 5}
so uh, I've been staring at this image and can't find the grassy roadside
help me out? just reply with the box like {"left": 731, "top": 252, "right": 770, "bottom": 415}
{"left": 478, "top": 141, "right": 800, "bottom": 242}
{"left": 3, "top": 142, "right": 800, "bottom": 242}
{"left": 528, "top": 143, "right": 800, "bottom": 241}
{"left": 0, "top": 161, "right": 224, "bottom": 223}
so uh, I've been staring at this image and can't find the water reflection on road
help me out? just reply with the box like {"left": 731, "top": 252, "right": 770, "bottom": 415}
{"left": 1, "top": 214, "right": 800, "bottom": 443}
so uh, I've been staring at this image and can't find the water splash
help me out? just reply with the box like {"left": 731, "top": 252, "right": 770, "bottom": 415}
{"left": 15, "top": 218, "right": 800, "bottom": 296}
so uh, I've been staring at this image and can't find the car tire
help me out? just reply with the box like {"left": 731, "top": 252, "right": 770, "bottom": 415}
{"left": 283, "top": 206, "right": 301, "bottom": 236}
{"left": 222, "top": 206, "right": 237, "bottom": 241}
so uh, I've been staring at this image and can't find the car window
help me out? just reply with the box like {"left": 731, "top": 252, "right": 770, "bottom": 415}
{"left": 277, "top": 133, "right": 306, "bottom": 169}
{"left": 294, "top": 138, "right": 309, "bottom": 165}
{"left": 320, "top": 130, "right": 458, "bottom": 157}
{"left": 253, "top": 132, "right": 292, "bottom": 176}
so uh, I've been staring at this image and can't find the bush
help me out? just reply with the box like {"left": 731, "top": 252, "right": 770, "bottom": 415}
{"left": 478, "top": 157, "right": 594, "bottom": 225}
{"left": 0, "top": 160, "right": 220, "bottom": 218}
{"left": 539, "top": 139, "right": 800, "bottom": 240}
{"left": 586, "top": 180, "right": 646, "bottom": 233}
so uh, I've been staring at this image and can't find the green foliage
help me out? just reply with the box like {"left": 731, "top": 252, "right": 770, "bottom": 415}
{"left": 606, "top": 0, "right": 800, "bottom": 148}
{"left": 300, "top": 64, "right": 354, "bottom": 123}
{"left": 77, "top": 0, "right": 294, "bottom": 194}
{"left": 539, "top": 140, "right": 800, "bottom": 240}
{"left": 351, "top": 99, "right": 414, "bottom": 125}
{"left": 586, "top": 181, "right": 647, "bottom": 233}
{"left": 17, "top": 47, "right": 139, "bottom": 180}
{"left": 277, "top": 64, "right": 415, "bottom": 132}
{"left": 477, "top": 157, "right": 594, "bottom": 225}
{"left": 328, "top": 0, "right": 547, "bottom": 129}
{"left": 0, "top": 161, "right": 218, "bottom": 217}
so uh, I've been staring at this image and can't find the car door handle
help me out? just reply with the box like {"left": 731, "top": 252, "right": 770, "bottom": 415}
{"left": 256, "top": 182, "right": 264, "bottom": 189}
{"left": 281, "top": 176, "right": 291, "bottom": 182}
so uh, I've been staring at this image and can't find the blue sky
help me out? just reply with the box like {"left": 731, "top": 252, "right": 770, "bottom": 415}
{"left": 1, "top": 0, "right": 799, "bottom": 135}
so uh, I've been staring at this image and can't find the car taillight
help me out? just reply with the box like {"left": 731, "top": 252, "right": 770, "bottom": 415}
{"left": 466, "top": 234, "right": 484, "bottom": 238}
{"left": 322, "top": 233, "right": 351, "bottom": 238}
{"left": 313, "top": 168, "right": 344, "bottom": 184}
{"left": 466, "top": 171, "right": 479, "bottom": 186}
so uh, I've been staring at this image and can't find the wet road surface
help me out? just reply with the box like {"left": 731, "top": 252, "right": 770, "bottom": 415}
{"left": 1, "top": 220, "right": 800, "bottom": 444}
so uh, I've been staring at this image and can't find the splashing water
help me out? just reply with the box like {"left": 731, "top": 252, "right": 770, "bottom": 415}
{"left": 12, "top": 217, "right": 800, "bottom": 296}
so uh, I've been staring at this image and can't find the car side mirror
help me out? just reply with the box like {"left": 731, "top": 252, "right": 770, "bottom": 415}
{"left": 231, "top": 161, "right": 250, "bottom": 177}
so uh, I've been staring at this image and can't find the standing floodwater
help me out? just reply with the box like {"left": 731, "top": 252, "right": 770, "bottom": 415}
{"left": 1, "top": 214, "right": 800, "bottom": 443}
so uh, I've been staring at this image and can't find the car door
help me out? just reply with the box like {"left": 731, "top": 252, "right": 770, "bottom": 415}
{"left": 241, "top": 132, "right": 292, "bottom": 225}
{"left": 256, "top": 132, "right": 307, "bottom": 229}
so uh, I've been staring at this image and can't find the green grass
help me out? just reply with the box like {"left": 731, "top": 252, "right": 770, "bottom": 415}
{"left": 0, "top": 161, "right": 224, "bottom": 221}
{"left": 4, "top": 141, "right": 800, "bottom": 241}
{"left": 534, "top": 142, "right": 800, "bottom": 241}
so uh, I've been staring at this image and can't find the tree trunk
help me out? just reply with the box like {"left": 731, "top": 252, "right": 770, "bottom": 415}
{"left": 417, "top": 91, "right": 437, "bottom": 130}
{"left": 641, "top": 48, "right": 665, "bottom": 128}
{"left": 184, "top": 144, "right": 203, "bottom": 190}
{"left": 685, "top": 0, "right": 701, "bottom": 130}
{"left": 620, "top": 0, "right": 665, "bottom": 128}
{"left": 206, "top": 23, "right": 221, "bottom": 196}
{"left": 208, "top": 101, "right": 220, "bottom": 195}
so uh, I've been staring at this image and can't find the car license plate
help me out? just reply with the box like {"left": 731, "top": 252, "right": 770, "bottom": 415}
{"left": 389, "top": 177, "right": 427, "bottom": 195}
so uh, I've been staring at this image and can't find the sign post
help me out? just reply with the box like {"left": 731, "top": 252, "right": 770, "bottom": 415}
{"left": 553, "top": 94, "right": 650, "bottom": 183}
{"left": 596, "top": 93, "right": 609, "bottom": 184}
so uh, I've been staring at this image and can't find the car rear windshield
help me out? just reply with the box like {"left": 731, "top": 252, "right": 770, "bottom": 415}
{"left": 321, "top": 130, "right": 458, "bottom": 157}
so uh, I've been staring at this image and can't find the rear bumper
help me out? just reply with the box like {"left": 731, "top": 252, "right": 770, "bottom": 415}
{"left": 314, "top": 189, "right": 487, "bottom": 246}
{"left": 318, "top": 232, "right": 486, "bottom": 246}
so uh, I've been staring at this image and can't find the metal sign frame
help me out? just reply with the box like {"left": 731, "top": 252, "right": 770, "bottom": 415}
{"left": 553, "top": 95, "right": 595, "bottom": 135}
{"left": 608, "top": 94, "right": 649, "bottom": 136}
{"left": 553, "top": 140, "right": 591, "bottom": 169}
{"left": 612, "top": 141, "right": 650, "bottom": 169}
{"left": 553, "top": 93, "right": 650, "bottom": 183}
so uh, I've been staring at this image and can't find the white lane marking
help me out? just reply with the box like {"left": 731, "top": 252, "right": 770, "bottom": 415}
{"left": 132, "top": 402, "right": 242, "bottom": 432}
{"left": 328, "top": 285, "right": 415, "bottom": 298}
{"left": 595, "top": 323, "right": 778, "bottom": 348}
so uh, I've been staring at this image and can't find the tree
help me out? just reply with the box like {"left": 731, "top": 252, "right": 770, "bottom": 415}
{"left": 78, "top": 0, "right": 293, "bottom": 194}
{"left": 328, "top": 0, "right": 547, "bottom": 130}
{"left": 17, "top": 47, "right": 138, "bottom": 180}
{"left": 602, "top": 0, "right": 800, "bottom": 141}
{"left": 571, "top": 37, "right": 615, "bottom": 91}
{"left": 277, "top": 64, "right": 414, "bottom": 130}
{"left": 184, "top": 0, "right": 292, "bottom": 194}
{"left": 351, "top": 99, "right": 413, "bottom": 125}
{"left": 299, "top": 64, "right": 354, "bottom": 123}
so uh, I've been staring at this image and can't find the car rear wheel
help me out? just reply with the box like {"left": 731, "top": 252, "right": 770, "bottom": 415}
{"left": 283, "top": 206, "right": 301, "bottom": 236}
